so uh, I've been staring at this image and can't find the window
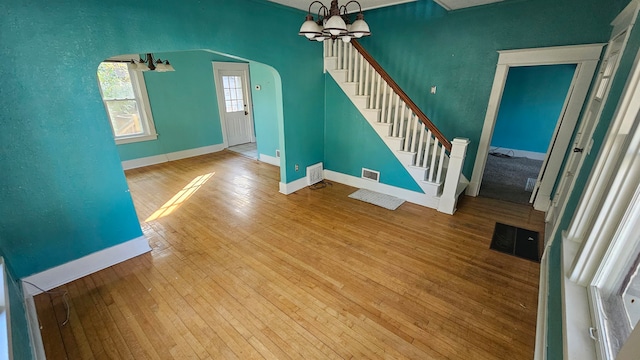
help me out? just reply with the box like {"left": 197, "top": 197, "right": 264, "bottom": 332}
{"left": 222, "top": 75, "right": 245, "bottom": 112}
{"left": 97, "top": 61, "right": 157, "bottom": 144}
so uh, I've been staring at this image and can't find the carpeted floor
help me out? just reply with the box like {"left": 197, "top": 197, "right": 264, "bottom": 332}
{"left": 479, "top": 153, "right": 543, "bottom": 204}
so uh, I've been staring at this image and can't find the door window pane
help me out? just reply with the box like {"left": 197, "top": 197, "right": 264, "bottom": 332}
{"left": 222, "top": 75, "right": 244, "bottom": 112}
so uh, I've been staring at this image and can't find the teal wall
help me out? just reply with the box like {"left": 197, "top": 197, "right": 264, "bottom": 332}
{"left": 545, "top": 9, "right": 640, "bottom": 359}
{"left": 324, "top": 76, "right": 424, "bottom": 192}
{"left": 250, "top": 62, "right": 282, "bottom": 160}
{"left": 117, "top": 51, "right": 239, "bottom": 161}
{"left": 491, "top": 64, "right": 577, "bottom": 154}
{"left": 359, "top": 0, "right": 627, "bottom": 177}
{"left": 0, "top": 0, "right": 323, "bottom": 279}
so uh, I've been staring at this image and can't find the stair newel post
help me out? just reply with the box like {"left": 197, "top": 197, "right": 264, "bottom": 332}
{"left": 438, "top": 138, "right": 470, "bottom": 215}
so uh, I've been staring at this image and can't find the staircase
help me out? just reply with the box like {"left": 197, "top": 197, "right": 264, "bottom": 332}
{"left": 324, "top": 39, "right": 469, "bottom": 214}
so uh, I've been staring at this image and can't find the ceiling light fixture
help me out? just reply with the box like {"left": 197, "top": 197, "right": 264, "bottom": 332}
{"left": 299, "top": 0, "right": 370, "bottom": 43}
{"left": 132, "top": 53, "right": 175, "bottom": 72}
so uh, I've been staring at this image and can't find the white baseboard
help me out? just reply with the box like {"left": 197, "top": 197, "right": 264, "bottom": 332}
{"left": 121, "top": 144, "right": 225, "bottom": 170}
{"left": 279, "top": 177, "right": 308, "bottom": 195}
{"left": 259, "top": 153, "right": 280, "bottom": 167}
{"left": 490, "top": 147, "right": 547, "bottom": 161}
{"left": 324, "top": 170, "right": 440, "bottom": 209}
{"left": 23, "top": 295, "right": 45, "bottom": 360}
{"left": 21, "top": 236, "right": 151, "bottom": 296}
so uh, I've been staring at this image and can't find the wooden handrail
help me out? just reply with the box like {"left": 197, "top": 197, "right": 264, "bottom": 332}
{"left": 351, "top": 40, "right": 452, "bottom": 152}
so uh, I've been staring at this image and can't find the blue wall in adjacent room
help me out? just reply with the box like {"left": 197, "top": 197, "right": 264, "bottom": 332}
{"left": 324, "top": 76, "right": 423, "bottom": 193}
{"left": 250, "top": 62, "right": 282, "bottom": 161}
{"left": 491, "top": 64, "right": 577, "bottom": 154}
{"left": 0, "top": 0, "right": 323, "bottom": 279}
{"left": 360, "top": 0, "right": 626, "bottom": 177}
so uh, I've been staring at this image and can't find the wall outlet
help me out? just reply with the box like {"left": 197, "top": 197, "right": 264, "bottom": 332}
{"left": 295, "top": 164, "right": 299, "bottom": 171}
{"left": 430, "top": 86, "right": 437, "bottom": 94}
{"left": 275, "top": 149, "right": 280, "bottom": 158}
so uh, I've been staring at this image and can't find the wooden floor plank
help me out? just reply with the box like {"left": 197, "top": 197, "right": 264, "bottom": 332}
{"left": 35, "top": 150, "right": 542, "bottom": 359}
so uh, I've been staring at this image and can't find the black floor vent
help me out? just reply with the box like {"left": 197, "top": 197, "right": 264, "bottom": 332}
{"left": 490, "top": 222, "right": 540, "bottom": 262}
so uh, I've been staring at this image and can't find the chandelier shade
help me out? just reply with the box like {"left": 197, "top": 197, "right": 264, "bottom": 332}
{"left": 298, "top": 0, "right": 370, "bottom": 43}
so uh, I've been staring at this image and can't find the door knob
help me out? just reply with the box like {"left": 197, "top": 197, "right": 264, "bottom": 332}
{"left": 573, "top": 147, "right": 584, "bottom": 153}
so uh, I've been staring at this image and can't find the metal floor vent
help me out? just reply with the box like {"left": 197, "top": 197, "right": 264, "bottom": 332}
{"left": 525, "top": 178, "right": 537, "bottom": 192}
{"left": 362, "top": 168, "right": 380, "bottom": 182}
{"left": 306, "top": 163, "right": 324, "bottom": 185}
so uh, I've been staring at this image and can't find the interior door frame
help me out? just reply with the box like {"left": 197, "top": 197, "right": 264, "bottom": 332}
{"left": 467, "top": 44, "right": 604, "bottom": 213}
{"left": 212, "top": 62, "right": 256, "bottom": 148}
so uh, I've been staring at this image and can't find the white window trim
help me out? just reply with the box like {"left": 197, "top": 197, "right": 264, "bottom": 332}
{"left": 544, "top": 20, "right": 640, "bottom": 360}
{"left": 98, "top": 57, "right": 158, "bottom": 145}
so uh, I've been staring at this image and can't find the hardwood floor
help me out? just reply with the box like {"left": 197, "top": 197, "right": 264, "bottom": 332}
{"left": 35, "top": 150, "right": 544, "bottom": 359}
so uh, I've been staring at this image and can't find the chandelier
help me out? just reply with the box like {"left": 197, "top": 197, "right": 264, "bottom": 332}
{"left": 298, "top": 0, "right": 371, "bottom": 43}
{"left": 131, "top": 53, "right": 175, "bottom": 72}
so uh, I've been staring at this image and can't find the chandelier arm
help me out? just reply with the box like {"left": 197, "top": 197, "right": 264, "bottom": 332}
{"left": 342, "top": 0, "right": 363, "bottom": 14}
{"left": 307, "top": 0, "right": 326, "bottom": 15}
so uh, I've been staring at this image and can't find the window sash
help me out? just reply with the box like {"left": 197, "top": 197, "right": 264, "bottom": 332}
{"left": 97, "top": 62, "right": 157, "bottom": 143}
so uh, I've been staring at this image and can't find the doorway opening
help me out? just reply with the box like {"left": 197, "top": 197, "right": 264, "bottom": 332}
{"left": 479, "top": 64, "right": 577, "bottom": 205}
{"left": 467, "top": 44, "right": 604, "bottom": 212}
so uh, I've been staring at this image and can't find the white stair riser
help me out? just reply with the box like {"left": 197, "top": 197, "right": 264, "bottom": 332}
{"left": 384, "top": 137, "right": 404, "bottom": 150}
{"left": 396, "top": 151, "right": 416, "bottom": 165}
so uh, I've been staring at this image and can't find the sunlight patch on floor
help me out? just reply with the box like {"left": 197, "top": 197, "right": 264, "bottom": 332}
{"left": 145, "top": 172, "right": 215, "bottom": 222}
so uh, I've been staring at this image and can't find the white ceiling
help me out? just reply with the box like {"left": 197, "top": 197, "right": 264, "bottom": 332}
{"left": 433, "top": 0, "right": 503, "bottom": 11}
{"left": 267, "top": 0, "right": 418, "bottom": 13}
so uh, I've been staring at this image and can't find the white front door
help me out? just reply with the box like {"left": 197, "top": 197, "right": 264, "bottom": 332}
{"left": 213, "top": 63, "right": 255, "bottom": 147}
{"left": 546, "top": 29, "right": 629, "bottom": 225}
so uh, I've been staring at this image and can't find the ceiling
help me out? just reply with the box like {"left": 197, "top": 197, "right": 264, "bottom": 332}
{"left": 267, "top": 0, "right": 504, "bottom": 12}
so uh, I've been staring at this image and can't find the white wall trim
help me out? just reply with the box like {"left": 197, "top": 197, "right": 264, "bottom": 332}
{"left": 23, "top": 295, "right": 45, "bottom": 360}
{"left": 490, "top": 148, "right": 547, "bottom": 161}
{"left": 561, "top": 233, "right": 597, "bottom": 360}
{"left": 259, "top": 153, "right": 280, "bottom": 167}
{"left": 121, "top": 144, "right": 225, "bottom": 170}
{"left": 324, "top": 170, "right": 440, "bottom": 209}
{"left": 279, "top": 176, "right": 308, "bottom": 195}
{"left": 468, "top": 44, "right": 604, "bottom": 200}
{"left": 21, "top": 236, "right": 151, "bottom": 296}
{"left": 534, "top": 251, "right": 550, "bottom": 360}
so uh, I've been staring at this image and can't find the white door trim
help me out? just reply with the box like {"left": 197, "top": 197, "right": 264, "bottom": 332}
{"left": 467, "top": 44, "right": 604, "bottom": 210}
{"left": 212, "top": 62, "right": 256, "bottom": 147}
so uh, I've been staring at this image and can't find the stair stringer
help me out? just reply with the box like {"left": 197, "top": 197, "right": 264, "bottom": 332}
{"left": 325, "top": 59, "right": 446, "bottom": 203}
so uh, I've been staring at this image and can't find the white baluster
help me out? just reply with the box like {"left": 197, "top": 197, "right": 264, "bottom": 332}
{"left": 399, "top": 103, "right": 407, "bottom": 140}
{"left": 404, "top": 112, "right": 413, "bottom": 152}
{"left": 387, "top": 93, "right": 398, "bottom": 129}
{"left": 348, "top": 44, "right": 353, "bottom": 82}
{"left": 364, "top": 63, "right": 370, "bottom": 102}
{"left": 412, "top": 117, "right": 421, "bottom": 152}
{"left": 337, "top": 40, "right": 342, "bottom": 69}
{"left": 369, "top": 70, "right": 375, "bottom": 108}
{"left": 429, "top": 138, "right": 439, "bottom": 182}
{"left": 392, "top": 94, "right": 400, "bottom": 135}
{"left": 381, "top": 83, "right": 388, "bottom": 123}
{"left": 436, "top": 146, "right": 446, "bottom": 184}
{"left": 423, "top": 131, "right": 432, "bottom": 168}
{"left": 375, "top": 74, "right": 382, "bottom": 109}
{"left": 359, "top": 54, "right": 365, "bottom": 95}
{"left": 416, "top": 126, "right": 426, "bottom": 166}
